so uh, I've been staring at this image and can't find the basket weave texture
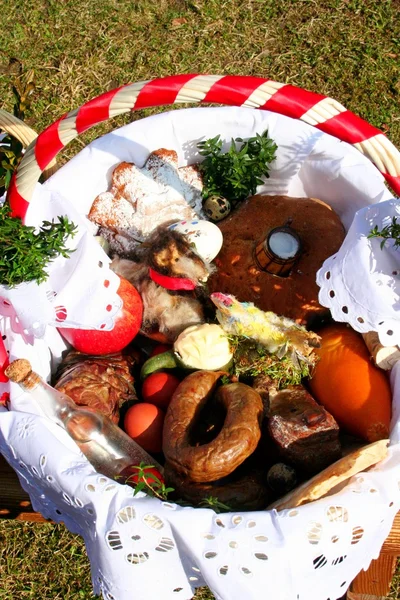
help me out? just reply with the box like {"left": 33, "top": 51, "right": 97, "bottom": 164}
{"left": 0, "top": 108, "right": 57, "bottom": 181}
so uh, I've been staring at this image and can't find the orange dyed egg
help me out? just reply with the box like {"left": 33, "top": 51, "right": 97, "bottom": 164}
{"left": 124, "top": 403, "right": 165, "bottom": 454}
{"left": 142, "top": 372, "right": 181, "bottom": 410}
{"left": 309, "top": 324, "right": 392, "bottom": 442}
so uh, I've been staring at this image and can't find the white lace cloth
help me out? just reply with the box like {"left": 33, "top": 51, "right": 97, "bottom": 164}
{"left": 0, "top": 107, "right": 399, "bottom": 600}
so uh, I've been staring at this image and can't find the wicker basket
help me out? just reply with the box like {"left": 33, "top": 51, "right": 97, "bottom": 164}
{"left": 1, "top": 75, "right": 400, "bottom": 600}
{"left": 0, "top": 108, "right": 57, "bottom": 181}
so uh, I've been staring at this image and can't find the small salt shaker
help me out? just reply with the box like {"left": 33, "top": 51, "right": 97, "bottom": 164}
{"left": 254, "top": 218, "right": 302, "bottom": 277}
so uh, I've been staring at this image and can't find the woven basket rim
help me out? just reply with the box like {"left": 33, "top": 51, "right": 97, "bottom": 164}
{"left": 0, "top": 108, "right": 57, "bottom": 181}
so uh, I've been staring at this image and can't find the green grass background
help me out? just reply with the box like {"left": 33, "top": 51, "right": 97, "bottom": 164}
{"left": 0, "top": 0, "right": 399, "bottom": 598}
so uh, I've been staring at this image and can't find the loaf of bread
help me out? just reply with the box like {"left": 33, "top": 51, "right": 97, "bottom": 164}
{"left": 88, "top": 149, "right": 204, "bottom": 254}
{"left": 208, "top": 194, "right": 345, "bottom": 326}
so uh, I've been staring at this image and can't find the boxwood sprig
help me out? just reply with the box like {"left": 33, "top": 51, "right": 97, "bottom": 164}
{"left": 197, "top": 130, "right": 277, "bottom": 205}
{"left": 0, "top": 201, "right": 77, "bottom": 287}
{"left": 368, "top": 216, "right": 400, "bottom": 250}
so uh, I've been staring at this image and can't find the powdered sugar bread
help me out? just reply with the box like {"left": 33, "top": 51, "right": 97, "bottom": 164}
{"left": 88, "top": 150, "right": 205, "bottom": 254}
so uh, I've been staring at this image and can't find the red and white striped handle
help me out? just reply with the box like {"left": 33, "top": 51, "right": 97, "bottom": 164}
{"left": 7, "top": 74, "right": 400, "bottom": 218}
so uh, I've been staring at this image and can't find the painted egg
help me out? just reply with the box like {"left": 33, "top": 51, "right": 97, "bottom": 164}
{"left": 203, "top": 195, "right": 231, "bottom": 222}
{"left": 168, "top": 219, "right": 223, "bottom": 262}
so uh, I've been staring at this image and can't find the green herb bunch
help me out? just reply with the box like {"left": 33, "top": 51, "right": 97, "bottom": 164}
{"left": 368, "top": 216, "right": 400, "bottom": 250}
{"left": 230, "top": 336, "right": 311, "bottom": 388}
{"left": 0, "top": 201, "right": 77, "bottom": 287}
{"left": 197, "top": 130, "right": 277, "bottom": 205}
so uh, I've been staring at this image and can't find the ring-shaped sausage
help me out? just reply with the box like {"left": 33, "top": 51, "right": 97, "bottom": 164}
{"left": 162, "top": 370, "right": 263, "bottom": 482}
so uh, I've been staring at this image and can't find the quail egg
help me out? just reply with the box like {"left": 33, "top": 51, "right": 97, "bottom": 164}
{"left": 203, "top": 195, "right": 231, "bottom": 222}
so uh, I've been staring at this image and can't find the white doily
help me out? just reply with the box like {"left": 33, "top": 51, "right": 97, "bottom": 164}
{"left": 317, "top": 198, "right": 400, "bottom": 347}
{"left": 0, "top": 107, "right": 399, "bottom": 600}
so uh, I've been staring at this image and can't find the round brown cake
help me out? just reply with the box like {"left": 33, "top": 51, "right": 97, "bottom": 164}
{"left": 208, "top": 194, "right": 346, "bottom": 327}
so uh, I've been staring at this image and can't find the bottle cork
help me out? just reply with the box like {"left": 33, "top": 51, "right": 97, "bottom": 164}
{"left": 362, "top": 332, "right": 400, "bottom": 370}
{"left": 5, "top": 359, "right": 40, "bottom": 388}
{"left": 5, "top": 359, "right": 32, "bottom": 382}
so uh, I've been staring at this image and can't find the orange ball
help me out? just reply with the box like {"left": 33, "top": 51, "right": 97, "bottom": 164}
{"left": 309, "top": 324, "right": 392, "bottom": 442}
{"left": 124, "top": 403, "right": 165, "bottom": 454}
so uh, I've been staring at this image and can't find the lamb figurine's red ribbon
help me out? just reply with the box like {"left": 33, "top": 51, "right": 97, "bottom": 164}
{"left": 149, "top": 267, "right": 197, "bottom": 291}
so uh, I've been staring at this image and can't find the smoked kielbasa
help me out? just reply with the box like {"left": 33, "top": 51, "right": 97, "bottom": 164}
{"left": 162, "top": 371, "right": 263, "bottom": 482}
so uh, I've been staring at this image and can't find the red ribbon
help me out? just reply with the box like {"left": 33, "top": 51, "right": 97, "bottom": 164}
{"left": 149, "top": 268, "right": 197, "bottom": 291}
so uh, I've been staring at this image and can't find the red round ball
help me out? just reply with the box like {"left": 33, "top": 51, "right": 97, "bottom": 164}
{"left": 142, "top": 372, "right": 181, "bottom": 410}
{"left": 124, "top": 403, "right": 165, "bottom": 454}
{"left": 59, "top": 276, "right": 143, "bottom": 355}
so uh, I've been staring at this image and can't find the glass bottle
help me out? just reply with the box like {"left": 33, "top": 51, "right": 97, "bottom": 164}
{"left": 5, "top": 359, "right": 163, "bottom": 480}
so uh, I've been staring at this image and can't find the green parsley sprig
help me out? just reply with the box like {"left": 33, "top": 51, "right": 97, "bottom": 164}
{"left": 197, "top": 130, "right": 277, "bottom": 205}
{"left": 368, "top": 216, "right": 400, "bottom": 250}
{"left": 0, "top": 201, "right": 77, "bottom": 287}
